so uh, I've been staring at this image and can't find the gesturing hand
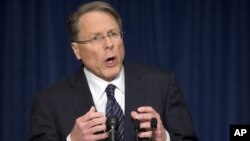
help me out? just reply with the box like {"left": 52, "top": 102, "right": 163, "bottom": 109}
{"left": 131, "top": 106, "right": 167, "bottom": 141}
{"left": 70, "top": 106, "right": 108, "bottom": 141}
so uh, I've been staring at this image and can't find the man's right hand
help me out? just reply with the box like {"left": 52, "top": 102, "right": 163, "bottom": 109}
{"left": 70, "top": 106, "right": 108, "bottom": 141}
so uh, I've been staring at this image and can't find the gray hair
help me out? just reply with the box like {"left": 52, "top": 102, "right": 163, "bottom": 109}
{"left": 67, "top": 1, "right": 122, "bottom": 42}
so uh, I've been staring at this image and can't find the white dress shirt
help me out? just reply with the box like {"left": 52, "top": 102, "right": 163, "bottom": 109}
{"left": 84, "top": 66, "right": 125, "bottom": 114}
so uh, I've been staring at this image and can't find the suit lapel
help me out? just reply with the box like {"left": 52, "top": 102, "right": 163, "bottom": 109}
{"left": 124, "top": 64, "right": 147, "bottom": 140}
{"left": 67, "top": 68, "right": 95, "bottom": 117}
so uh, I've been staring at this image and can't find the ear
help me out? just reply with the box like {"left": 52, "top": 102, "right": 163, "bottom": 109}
{"left": 71, "top": 42, "right": 81, "bottom": 60}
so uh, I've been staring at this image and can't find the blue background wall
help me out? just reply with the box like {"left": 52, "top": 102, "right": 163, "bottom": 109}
{"left": 1, "top": 0, "right": 249, "bottom": 141}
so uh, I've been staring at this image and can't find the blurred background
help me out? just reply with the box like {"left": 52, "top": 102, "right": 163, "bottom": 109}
{"left": 0, "top": 0, "right": 249, "bottom": 141}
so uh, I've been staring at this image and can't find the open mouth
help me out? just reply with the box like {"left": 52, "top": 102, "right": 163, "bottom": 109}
{"left": 106, "top": 57, "right": 115, "bottom": 62}
{"left": 105, "top": 56, "right": 117, "bottom": 66}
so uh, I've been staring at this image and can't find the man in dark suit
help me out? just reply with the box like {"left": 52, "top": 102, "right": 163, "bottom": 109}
{"left": 29, "top": 1, "right": 198, "bottom": 141}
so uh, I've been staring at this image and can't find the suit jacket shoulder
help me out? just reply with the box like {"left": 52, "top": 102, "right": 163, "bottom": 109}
{"left": 29, "top": 68, "right": 95, "bottom": 140}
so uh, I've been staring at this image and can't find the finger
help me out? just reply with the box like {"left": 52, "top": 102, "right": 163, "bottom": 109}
{"left": 74, "top": 108, "right": 105, "bottom": 132}
{"left": 80, "top": 108, "right": 105, "bottom": 122}
{"left": 88, "top": 116, "right": 107, "bottom": 128}
{"left": 76, "top": 118, "right": 107, "bottom": 138}
{"left": 130, "top": 111, "right": 139, "bottom": 119}
{"left": 135, "top": 112, "right": 153, "bottom": 120}
{"left": 89, "top": 124, "right": 107, "bottom": 134}
{"left": 138, "top": 130, "right": 152, "bottom": 138}
{"left": 89, "top": 106, "right": 96, "bottom": 112}
{"left": 137, "top": 107, "right": 162, "bottom": 123}
{"left": 140, "top": 121, "right": 151, "bottom": 129}
{"left": 138, "top": 106, "right": 156, "bottom": 113}
{"left": 92, "top": 132, "right": 109, "bottom": 141}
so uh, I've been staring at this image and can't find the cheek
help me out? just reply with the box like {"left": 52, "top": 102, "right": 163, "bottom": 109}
{"left": 118, "top": 43, "right": 125, "bottom": 59}
{"left": 80, "top": 48, "right": 103, "bottom": 65}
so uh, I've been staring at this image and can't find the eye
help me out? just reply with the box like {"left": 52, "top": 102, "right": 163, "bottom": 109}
{"left": 91, "top": 36, "right": 100, "bottom": 42}
{"left": 110, "top": 32, "right": 119, "bottom": 37}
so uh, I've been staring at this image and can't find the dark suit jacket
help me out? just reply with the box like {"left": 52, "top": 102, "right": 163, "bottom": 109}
{"left": 29, "top": 64, "right": 198, "bottom": 141}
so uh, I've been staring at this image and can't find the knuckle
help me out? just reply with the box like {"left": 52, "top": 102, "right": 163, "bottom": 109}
{"left": 86, "top": 114, "right": 91, "bottom": 120}
{"left": 89, "top": 118, "right": 96, "bottom": 126}
{"left": 75, "top": 118, "right": 82, "bottom": 125}
{"left": 82, "top": 129, "right": 88, "bottom": 135}
{"left": 83, "top": 135, "right": 90, "bottom": 141}
{"left": 155, "top": 112, "right": 160, "bottom": 117}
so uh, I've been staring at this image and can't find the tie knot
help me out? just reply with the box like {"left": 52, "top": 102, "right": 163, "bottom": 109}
{"left": 106, "top": 84, "right": 116, "bottom": 97}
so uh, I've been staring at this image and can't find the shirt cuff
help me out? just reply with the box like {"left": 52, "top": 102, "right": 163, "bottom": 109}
{"left": 166, "top": 130, "right": 171, "bottom": 141}
{"left": 66, "top": 134, "right": 71, "bottom": 141}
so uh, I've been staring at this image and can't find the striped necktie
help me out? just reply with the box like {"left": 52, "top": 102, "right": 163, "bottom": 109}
{"left": 105, "top": 84, "right": 125, "bottom": 141}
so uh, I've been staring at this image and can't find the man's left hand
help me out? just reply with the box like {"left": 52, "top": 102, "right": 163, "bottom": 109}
{"left": 131, "top": 106, "right": 167, "bottom": 141}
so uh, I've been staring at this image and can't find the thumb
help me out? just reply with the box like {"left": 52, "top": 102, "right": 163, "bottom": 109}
{"left": 88, "top": 106, "right": 96, "bottom": 113}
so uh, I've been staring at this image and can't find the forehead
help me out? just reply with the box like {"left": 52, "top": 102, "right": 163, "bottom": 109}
{"left": 78, "top": 11, "right": 119, "bottom": 35}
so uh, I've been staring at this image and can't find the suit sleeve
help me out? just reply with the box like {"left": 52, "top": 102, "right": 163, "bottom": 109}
{"left": 28, "top": 94, "right": 62, "bottom": 141}
{"left": 165, "top": 73, "right": 198, "bottom": 141}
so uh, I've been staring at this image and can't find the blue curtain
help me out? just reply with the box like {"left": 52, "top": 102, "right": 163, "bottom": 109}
{"left": 1, "top": 0, "right": 249, "bottom": 141}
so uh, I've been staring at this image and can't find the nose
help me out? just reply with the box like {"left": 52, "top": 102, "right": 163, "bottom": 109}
{"left": 103, "top": 36, "right": 114, "bottom": 50}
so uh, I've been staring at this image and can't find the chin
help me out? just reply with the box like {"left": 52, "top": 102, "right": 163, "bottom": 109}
{"left": 103, "top": 68, "right": 120, "bottom": 81}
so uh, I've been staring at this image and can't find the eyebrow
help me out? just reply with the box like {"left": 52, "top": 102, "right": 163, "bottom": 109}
{"left": 89, "top": 29, "right": 119, "bottom": 36}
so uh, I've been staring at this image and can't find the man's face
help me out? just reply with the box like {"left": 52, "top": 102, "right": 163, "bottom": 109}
{"left": 71, "top": 11, "right": 125, "bottom": 81}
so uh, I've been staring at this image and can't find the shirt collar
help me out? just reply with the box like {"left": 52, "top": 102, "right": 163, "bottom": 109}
{"left": 84, "top": 66, "right": 125, "bottom": 100}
